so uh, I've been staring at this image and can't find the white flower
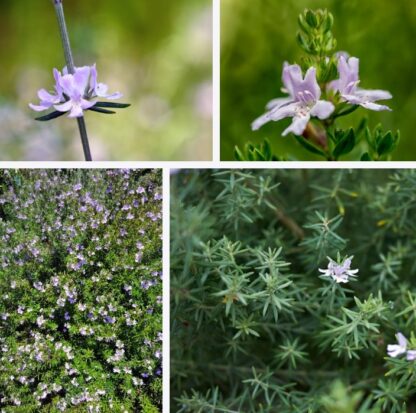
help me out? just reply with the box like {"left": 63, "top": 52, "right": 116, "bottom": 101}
{"left": 319, "top": 256, "right": 358, "bottom": 283}
{"left": 387, "top": 332, "right": 416, "bottom": 361}
{"left": 36, "top": 315, "right": 45, "bottom": 327}
{"left": 387, "top": 332, "right": 408, "bottom": 357}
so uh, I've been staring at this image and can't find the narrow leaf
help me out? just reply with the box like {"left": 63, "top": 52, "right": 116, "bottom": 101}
{"left": 88, "top": 107, "right": 116, "bottom": 115}
{"left": 94, "top": 102, "right": 131, "bottom": 109}
{"left": 35, "top": 111, "right": 66, "bottom": 121}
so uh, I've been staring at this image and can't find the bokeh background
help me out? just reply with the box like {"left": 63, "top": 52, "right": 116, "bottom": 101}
{"left": 0, "top": 0, "right": 212, "bottom": 161}
{"left": 221, "top": 0, "right": 416, "bottom": 160}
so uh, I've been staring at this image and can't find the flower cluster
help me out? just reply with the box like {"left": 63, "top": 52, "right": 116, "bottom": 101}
{"left": 29, "top": 65, "right": 129, "bottom": 119}
{"left": 252, "top": 56, "right": 392, "bottom": 136}
{"left": 0, "top": 169, "right": 162, "bottom": 412}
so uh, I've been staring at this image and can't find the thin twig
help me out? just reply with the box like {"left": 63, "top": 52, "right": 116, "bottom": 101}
{"left": 53, "top": 0, "right": 92, "bottom": 161}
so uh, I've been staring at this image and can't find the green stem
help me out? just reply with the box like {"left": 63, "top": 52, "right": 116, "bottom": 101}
{"left": 53, "top": 0, "right": 92, "bottom": 162}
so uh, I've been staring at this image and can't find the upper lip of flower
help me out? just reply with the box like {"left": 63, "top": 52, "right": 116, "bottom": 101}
{"left": 328, "top": 56, "right": 392, "bottom": 111}
{"left": 29, "top": 65, "right": 123, "bottom": 118}
{"left": 387, "top": 332, "right": 408, "bottom": 357}
{"left": 251, "top": 63, "right": 335, "bottom": 136}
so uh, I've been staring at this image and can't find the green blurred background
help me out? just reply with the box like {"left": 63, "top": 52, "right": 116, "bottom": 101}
{"left": 221, "top": 0, "right": 416, "bottom": 160}
{"left": 0, "top": 0, "right": 212, "bottom": 160}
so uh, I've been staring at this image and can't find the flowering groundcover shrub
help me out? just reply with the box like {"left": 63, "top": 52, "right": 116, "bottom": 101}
{"left": 171, "top": 169, "right": 416, "bottom": 413}
{"left": 0, "top": 169, "right": 162, "bottom": 412}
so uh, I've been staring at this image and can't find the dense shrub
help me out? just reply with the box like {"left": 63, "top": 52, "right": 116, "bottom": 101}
{"left": 171, "top": 169, "right": 416, "bottom": 413}
{"left": 0, "top": 169, "right": 162, "bottom": 412}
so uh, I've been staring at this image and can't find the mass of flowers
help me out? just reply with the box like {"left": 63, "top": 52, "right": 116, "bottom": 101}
{"left": 0, "top": 169, "right": 162, "bottom": 412}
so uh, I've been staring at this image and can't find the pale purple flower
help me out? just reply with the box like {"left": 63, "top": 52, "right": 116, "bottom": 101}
{"left": 36, "top": 315, "right": 46, "bottom": 327}
{"left": 387, "top": 332, "right": 407, "bottom": 358}
{"left": 103, "top": 316, "right": 115, "bottom": 324}
{"left": 328, "top": 56, "right": 392, "bottom": 111}
{"left": 319, "top": 256, "right": 358, "bottom": 283}
{"left": 252, "top": 63, "right": 335, "bottom": 135}
{"left": 387, "top": 333, "right": 416, "bottom": 360}
{"left": 29, "top": 65, "right": 122, "bottom": 118}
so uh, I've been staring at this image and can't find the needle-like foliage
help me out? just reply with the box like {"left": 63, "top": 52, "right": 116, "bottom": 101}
{"left": 171, "top": 169, "right": 416, "bottom": 413}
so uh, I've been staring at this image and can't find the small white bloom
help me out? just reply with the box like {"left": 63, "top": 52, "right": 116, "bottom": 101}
{"left": 319, "top": 256, "right": 358, "bottom": 283}
{"left": 387, "top": 332, "right": 407, "bottom": 358}
{"left": 36, "top": 315, "right": 45, "bottom": 327}
{"left": 407, "top": 350, "right": 416, "bottom": 361}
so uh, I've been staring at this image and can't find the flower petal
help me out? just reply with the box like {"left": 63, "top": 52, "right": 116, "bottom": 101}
{"left": 302, "top": 67, "right": 321, "bottom": 100}
{"left": 104, "top": 92, "right": 123, "bottom": 100}
{"left": 282, "top": 62, "right": 302, "bottom": 97}
{"left": 360, "top": 101, "right": 392, "bottom": 112}
{"left": 59, "top": 75, "right": 76, "bottom": 96}
{"left": 355, "top": 89, "right": 392, "bottom": 102}
{"left": 68, "top": 104, "right": 84, "bottom": 118}
{"left": 29, "top": 103, "right": 49, "bottom": 112}
{"left": 37, "top": 89, "right": 59, "bottom": 104}
{"left": 89, "top": 64, "right": 98, "bottom": 91}
{"left": 80, "top": 99, "right": 96, "bottom": 110}
{"left": 282, "top": 113, "right": 310, "bottom": 136}
{"left": 265, "top": 97, "right": 292, "bottom": 110}
{"left": 54, "top": 101, "right": 73, "bottom": 113}
{"left": 73, "top": 66, "right": 91, "bottom": 95}
{"left": 310, "top": 100, "right": 335, "bottom": 119}
{"left": 95, "top": 83, "right": 109, "bottom": 97}
{"left": 397, "top": 332, "right": 407, "bottom": 348}
{"left": 251, "top": 103, "right": 297, "bottom": 131}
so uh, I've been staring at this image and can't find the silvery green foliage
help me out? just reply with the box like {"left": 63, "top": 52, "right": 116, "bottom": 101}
{"left": 0, "top": 169, "right": 162, "bottom": 412}
{"left": 171, "top": 169, "right": 416, "bottom": 413}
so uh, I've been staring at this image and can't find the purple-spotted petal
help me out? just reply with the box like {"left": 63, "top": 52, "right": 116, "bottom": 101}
{"left": 302, "top": 67, "right": 321, "bottom": 100}
{"left": 282, "top": 112, "right": 310, "bottom": 136}
{"left": 310, "top": 100, "right": 335, "bottom": 119}
{"left": 288, "top": 66, "right": 318, "bottom": 102}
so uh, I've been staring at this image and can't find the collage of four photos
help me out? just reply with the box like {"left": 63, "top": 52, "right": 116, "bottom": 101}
{"left": 1, "top": 0, "right": 416, "bottom": 412}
